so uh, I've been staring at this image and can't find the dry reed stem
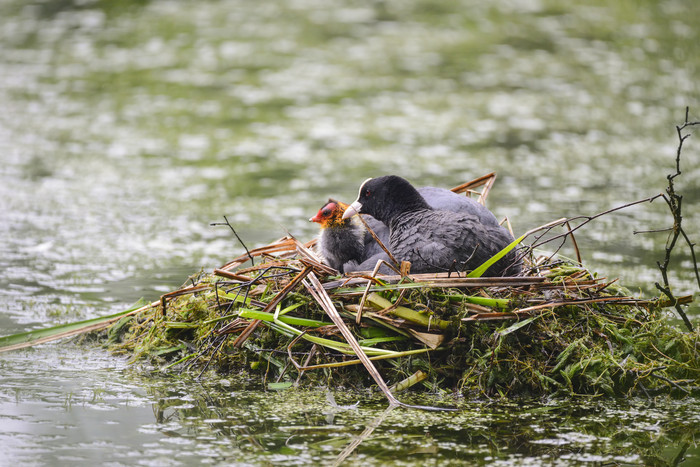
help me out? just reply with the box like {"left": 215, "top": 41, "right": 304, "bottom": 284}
{"left": 213, "top": 269, "right": 254, "bottom": 281}
{"left": 231, "top": 265, "right": 313, "bottom": 349}
{"left": 304, "top": 273, "right": 456, "bottom": 411}
{"left": 291, "top": 236, "right": 337, "bottom": 275}
{"left": 356, "top": 259, "right": 403, "bottom": 325}
{"left": 219, "top": 237, "right": 298, "bottom": 271}
{"left": 302, "top": 272, "right": 402, "bottom": 407}
{"left": 565, "top": 220, "right": 583, "bottom": 265}
{"left": 356, "top": 214, "right": 399, "bottom": 267}
{"left": 449, "top": 172, "right": 496, "bottom": 206}
{"left": 324, "top": 274, "right": 545, "bottom": 292}
{"left": 511, "top": 296, "right": 653, "bottom": 314}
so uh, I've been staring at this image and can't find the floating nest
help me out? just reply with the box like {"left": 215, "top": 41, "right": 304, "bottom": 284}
{"left": 103, "top": 232, "right": 699, "bottom": 398}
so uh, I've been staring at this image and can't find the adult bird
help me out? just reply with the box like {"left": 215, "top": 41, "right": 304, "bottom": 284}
{"left": 341, "top": 175, "right": 521, "bottom": 276}
{"left": 311, "top": 184, "right": 511, "bottom": 273}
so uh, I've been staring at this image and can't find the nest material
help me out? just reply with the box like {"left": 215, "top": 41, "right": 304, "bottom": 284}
{"left": 105, "top": 235, "right": 699, "bottom": 398}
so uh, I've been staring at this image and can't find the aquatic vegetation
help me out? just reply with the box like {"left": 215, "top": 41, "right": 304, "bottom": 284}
{"left": 99, "top": 232, "right": 697, "bottom": 399}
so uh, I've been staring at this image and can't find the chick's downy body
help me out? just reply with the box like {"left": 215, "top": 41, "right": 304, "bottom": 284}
{"left": 310, "top": 199, "right": 388, "bottom": 273}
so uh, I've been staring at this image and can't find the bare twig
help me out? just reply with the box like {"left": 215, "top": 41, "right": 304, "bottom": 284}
{"left": 355, "top": 214, "right": 399, "bottom": 267}
{"left": 639, "top": 107, "right": 699, "bottom": 332}
{"left": 356, "top": 259, "right": 404, "bottom": 324}
{"left": 160, "top": 284, "right": 211, "bottom": 316}
{"left": 565, "top": 221, "right": 582, "bottom": 265}
{"left": 449, "top": 172, "right": 497, "bottom": 206}
{"left": 211, "top": 216, "right": 255, "bottom": 266}
{"left": 529, "top": 196, "right": 663, "bottom": 252}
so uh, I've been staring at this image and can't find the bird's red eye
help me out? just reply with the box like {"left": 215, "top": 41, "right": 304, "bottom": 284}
{"left": 365, "top": 190, "right": 371, "bottom": 197}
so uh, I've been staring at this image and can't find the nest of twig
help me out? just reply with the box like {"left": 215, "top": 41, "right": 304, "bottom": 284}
{"left": 104, "top": 115, "right": 700, "bottom": 400}
{"left": 104, "top": 232, "right": 698, "bottom": 399}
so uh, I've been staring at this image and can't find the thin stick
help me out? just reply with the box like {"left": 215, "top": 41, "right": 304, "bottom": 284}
{"left": 303, "top": 272, "right": 456, "bottom": 411}
{"left": 294, "top": 342, "right": 318, "bottom": 385}
{"left": 211, "top": 216, "right": 255, "bottom": 266}
{"left": 303, "top": 272, "right": 401, "bottom": 406}
{"left": 219, "top": 237, "right": 298, "bottom": 271}
{"left": 324, "top": 274, "right": 546, "bottom": 292}
{"left": 213, "top": 269, "right": 254, "bottom": 282}
{"left": 450, "top": 172, "right": 497, "bottom": 206}
{"left": 231, "top": 265, "right": 313, "bottom": 348}
{"left": 565, "top": 221, "right": 582, "bottom": 265}
{"left": 160, "top": 284, "right": 211, "bottom": 316}
{"left": 355, "top": 214, "right": 399, "bottom": 267}
{"left": 356, "top": 259, "right": 402, "bottom": 325}
{"left": 638, "top": 107, "right": 700, "bottom": 332}
{"left": 530, "top": 197, "right": 662, "bottom": 251}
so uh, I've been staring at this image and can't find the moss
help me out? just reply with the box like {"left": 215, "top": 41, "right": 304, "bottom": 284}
{"left": 100, "top": 243, "right": 698, "bottom": 398}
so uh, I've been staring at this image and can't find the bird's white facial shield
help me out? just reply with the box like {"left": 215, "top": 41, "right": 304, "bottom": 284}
{"left": 342, "top": 178, "right": 372, "bottom": 220}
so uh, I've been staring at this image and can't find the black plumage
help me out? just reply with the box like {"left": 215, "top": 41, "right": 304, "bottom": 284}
{"left": 342, "top": 175, "right": 521, "bottom": 276}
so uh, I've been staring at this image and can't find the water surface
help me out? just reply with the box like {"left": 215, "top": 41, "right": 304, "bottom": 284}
{"left": 1, "top": 0, "right": 698, "bottom": 464}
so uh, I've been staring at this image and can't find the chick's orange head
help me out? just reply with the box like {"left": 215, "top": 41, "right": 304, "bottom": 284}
{"left": 309, "top": 199, "right": 350, "bottom": 228}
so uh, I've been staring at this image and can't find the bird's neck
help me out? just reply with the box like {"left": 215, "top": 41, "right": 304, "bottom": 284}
{"left": 372, "top": 191, "right": 431, "bottom": 224}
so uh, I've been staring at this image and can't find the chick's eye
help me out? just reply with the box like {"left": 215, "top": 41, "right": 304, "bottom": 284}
{"left": 322, "top": 208, "right": 331, "bottom": 217}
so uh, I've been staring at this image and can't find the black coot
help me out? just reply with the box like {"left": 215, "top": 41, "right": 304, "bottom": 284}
{"left": 342, "top": 175, "right": 521, "bottom": 276}
{"left": 311, "top": 185, "right": 513, "bottom": 274}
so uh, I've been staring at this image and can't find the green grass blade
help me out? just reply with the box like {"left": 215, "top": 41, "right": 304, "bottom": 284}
{"left": 238, "top": 309, "right": 396, "bottom": 356}
{"left": 217, "top": 290, "right": 255, "bottom": 305}
{"left": 468, "top": 233, "right": 527, "bottom": 278}
{"left": 0, "top": 299, "right": 152, "bottom": 353}
{"left": 237, "top": 308, "right": 333, "bottom": 328}
{"left": 358, "top": 336, "right": 407, "bottom": 346}
{"left": 495, "top": 316, "right": 538, "bottom": 338}
{"left": 442, "top": 294, "right": 511, "bottom": 309}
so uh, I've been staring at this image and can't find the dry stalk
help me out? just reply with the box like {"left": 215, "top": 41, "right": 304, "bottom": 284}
{"left": 356, "top": 259, "right": 403, "bottom": 325}
{"left": 449, "top": 172, "right": 496, "bottom": 206}
{"left": 303, "top": 272, "right": 455, "bottom": 411}
{"left": 231, "top": 265, "right": 313, "bottom": 349}
{"left": 355, "top": 214, "right": 399, "bottom": 267}
{"left": 160, "top": 284, "right": 211, "bottom": 316}
{"left": 211, "top": 215, "right": 255, "bottom": 265}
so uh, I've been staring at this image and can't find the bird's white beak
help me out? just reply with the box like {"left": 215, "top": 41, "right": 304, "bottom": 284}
{"left": 342, "top": 201, "right": 362, "bottom": 219}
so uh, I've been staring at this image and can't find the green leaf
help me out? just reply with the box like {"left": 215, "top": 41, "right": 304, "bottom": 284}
{"left": 468, "top": 233, "right": 527, "bottom": 278}
{"left": 0, "top": 299, "right": 151, "bottom": 353}
{"left": 237, "top": 308, "right": 333, "bottom": 328}
{"left": 495, "top": 316, "right": 538, "bottom": 338}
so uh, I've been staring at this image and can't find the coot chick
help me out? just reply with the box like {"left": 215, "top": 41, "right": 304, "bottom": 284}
{"left": 342, "top": 175, "right": 521, "bottom": 276}
{"left": 310, "top": 199, "right": 389, "bottom": 273}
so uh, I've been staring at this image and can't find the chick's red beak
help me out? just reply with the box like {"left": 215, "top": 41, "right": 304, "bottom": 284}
{"left": 310, "top": 211, "right": 323, "bottom": 223}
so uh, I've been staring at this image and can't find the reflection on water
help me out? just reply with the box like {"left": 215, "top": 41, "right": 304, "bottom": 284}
{"left": 0, "top": 0, "right": 698, "bottom": 464}
{"left": 3, "top": 344, "right": 697, "bottom": 465}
